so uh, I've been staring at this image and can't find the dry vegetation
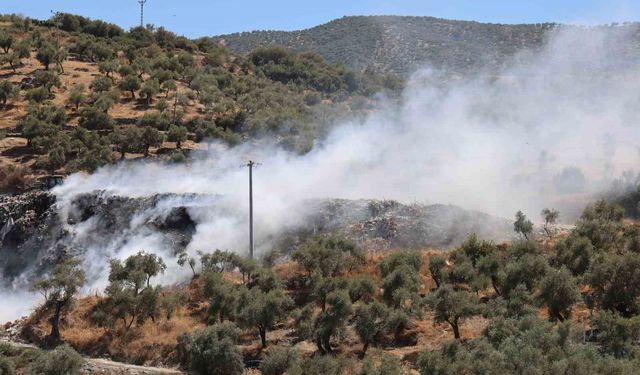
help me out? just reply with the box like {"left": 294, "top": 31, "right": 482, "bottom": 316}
{"left": 23, "top": 250, "right": 468, "bottom": 368}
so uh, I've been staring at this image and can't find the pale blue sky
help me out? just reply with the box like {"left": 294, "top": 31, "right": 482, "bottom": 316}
{"left": 3, "top": 0, "right": 640, "bottom": 38}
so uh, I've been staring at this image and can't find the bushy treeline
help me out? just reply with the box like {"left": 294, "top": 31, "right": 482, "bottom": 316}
{"left": 417, "top": 201, "right": 640, "bottom": 374}
{"left": 0, "top": 12, "right": 402, "bottom": 183}
{"left": 170, "top": 201, "right": 640, "bottom": 374}
{"left": 28, "top": 199, "right": 640, "bottom": 374}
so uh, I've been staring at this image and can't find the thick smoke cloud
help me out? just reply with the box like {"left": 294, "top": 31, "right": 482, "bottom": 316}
{"left": 3, "top": 26, "right": 640, "bottom": 321}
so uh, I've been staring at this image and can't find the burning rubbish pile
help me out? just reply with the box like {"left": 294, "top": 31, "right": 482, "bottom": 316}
{"left": 0, "top": 190, "right": 513, "bottom": 291}
{"left": 304, "top": 199, "right": 513, "bottom": 249}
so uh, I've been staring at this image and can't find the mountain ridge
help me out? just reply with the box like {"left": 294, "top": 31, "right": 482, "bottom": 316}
{"left": 214, "top": 15, "right": 560, "bottom": 75}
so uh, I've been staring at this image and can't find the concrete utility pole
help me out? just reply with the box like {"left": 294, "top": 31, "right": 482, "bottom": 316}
{"left": 247, "top": 160, "right": 255, "bottom": 259}
{"left": 138, "top": 0, "right": 147, "bottom": 28}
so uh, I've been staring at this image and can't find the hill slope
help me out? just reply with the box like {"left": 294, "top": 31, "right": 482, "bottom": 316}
{"left": 0, "top": 13, "right": 401, "bottom": 191}
{"left": 214, "top": 15, "right": 558, "bottom": 75}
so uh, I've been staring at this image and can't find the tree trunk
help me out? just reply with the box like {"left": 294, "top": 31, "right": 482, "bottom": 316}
{"left": 491, "top": 277, "right": 501, "bottom": 296}
{"left": 362, "top": 340, "right": 370, "bottom": 355}
{"left": 315, "top": 337, "right": 325, "bottom": 354}
{"left": 131, "top": 90, "right": 136, "bottom": 99}
{"left": 126, "top": 315, "right": 136, "bottom": 330}
{"left": 451, "top": 319, "right": 461, "bottom": 339}
{"left": 259, "top": 327, "right": 267, "bottom": 348}
{"left": 323, "top": 336, "right": 332, "bottom": 353}
{"left": 49, "top": 302, "right": 63, "bottom": 343}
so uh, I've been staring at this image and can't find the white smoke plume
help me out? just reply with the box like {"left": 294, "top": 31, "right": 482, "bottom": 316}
{"left": 3, "top": 25, "right": 640, "bottom": 321}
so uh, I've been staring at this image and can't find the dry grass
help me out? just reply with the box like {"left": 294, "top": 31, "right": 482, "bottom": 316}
{"left": 27, "top": 291, "right": 207, "bottom": 366}
{"left": 21, "top": 243, "right": 597, "bottom": 370}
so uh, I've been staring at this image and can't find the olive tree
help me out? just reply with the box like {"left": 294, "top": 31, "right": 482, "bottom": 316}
{"left": 541, "top": 208, "right": 560, "bottom": 239}
{"left": 118, "top": 74, "right": 141, "bottom": 99}
{"left": 514, "top": 211, "right": 534, "bottom": 240}
{"left": 140, "top": 78, "right": 161, "bottom": 104}
{"left": 238, "top": 287, "right": 293, "bottom": 347}
{"left": 36, "top": 41, "right": 58, "bottom": 70}
{"left": 167, "top": 125, "right": 188, "bottom": 149}
{"left": 354, "top": 301, "right": 389, "bottom": 354}
{"left": 426, "top": 284, "right": 480, "bottom": 339}
{"left": 314, "top": 290, "right": 352, "bottom": 353}
{"left": 67, "top": 84, "right": 86, "bottom": 111}
{"left": 30, "top": 259, "right": 86, "bottom": 344}
{"left": 110, "top": 127, "right": 142, "bottom": 159}
{"left": 140, "top": 126, "right": 164, "bottom": 156}
{"left": 0, "top": 32, "right": 14, "bottom": 53}
{"left": 537, "top": 267, "right": 580, "bottom": 322}
{"left": 0, "top": 80, "right": 18, "bottom": 107}
{"left": 97, "top": 252, "right": 165, "bottom": 330}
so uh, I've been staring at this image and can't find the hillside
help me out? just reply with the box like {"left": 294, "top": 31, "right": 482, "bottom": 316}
{"left": 5, "top": 199, "right": 637, "bottom": 374}
{"left": 0, "top": 13, "right": 401, "bottom": 193}
{"left": 214, "top": 15, "right": 559, "bottom": 75}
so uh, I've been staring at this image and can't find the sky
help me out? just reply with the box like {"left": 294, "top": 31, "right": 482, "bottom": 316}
{"left": 2, "top": 0, "right": 640, "bottom": 38}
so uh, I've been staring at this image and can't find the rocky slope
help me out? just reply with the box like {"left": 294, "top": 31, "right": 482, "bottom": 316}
{"left": 0, "top": 190, "right": 512, "bottom": 287}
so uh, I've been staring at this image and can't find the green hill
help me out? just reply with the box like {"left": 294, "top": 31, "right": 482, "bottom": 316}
{"left": 214, "top": 15, "right": 558, "bottom": 75}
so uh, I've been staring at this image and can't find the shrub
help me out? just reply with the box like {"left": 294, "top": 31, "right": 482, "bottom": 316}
{"left": 288, "top": 355, "right": 351, "bottom": 375}
{"left": 0, "top": 355, "right": 15, "bottom": 375}
{"left": 26, "top": 344, "right": 84, "bottom": 375}
{"left": 260, "top": 346, "right": 299, "bottom": 375}
{"left": 188, "top": 323, "right": 244, "bottom": 375}
{"left": 359, "top": 355, "right": 407, "bottom": 375}
{"left": 79, "top": 106, "right": 114, "bottom": 130}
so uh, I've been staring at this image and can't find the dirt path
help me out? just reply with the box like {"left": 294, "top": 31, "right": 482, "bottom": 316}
{"left": 83, "top": 358, "right": 183, "bottom": 375}
{"left": 0, "top": 339, "right": 184, "bottom": 375}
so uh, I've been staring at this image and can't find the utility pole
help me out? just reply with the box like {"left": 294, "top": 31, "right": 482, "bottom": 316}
{"left": 247, "top": 160, "right": 255, "bottom": 259}
{"left": 138, "top": 0, "right": 147, "bottom": 28}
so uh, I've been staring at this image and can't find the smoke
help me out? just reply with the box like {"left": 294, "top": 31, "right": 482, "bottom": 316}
{"left": 4, "top": 25, "right": 640, "bottom": 322}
